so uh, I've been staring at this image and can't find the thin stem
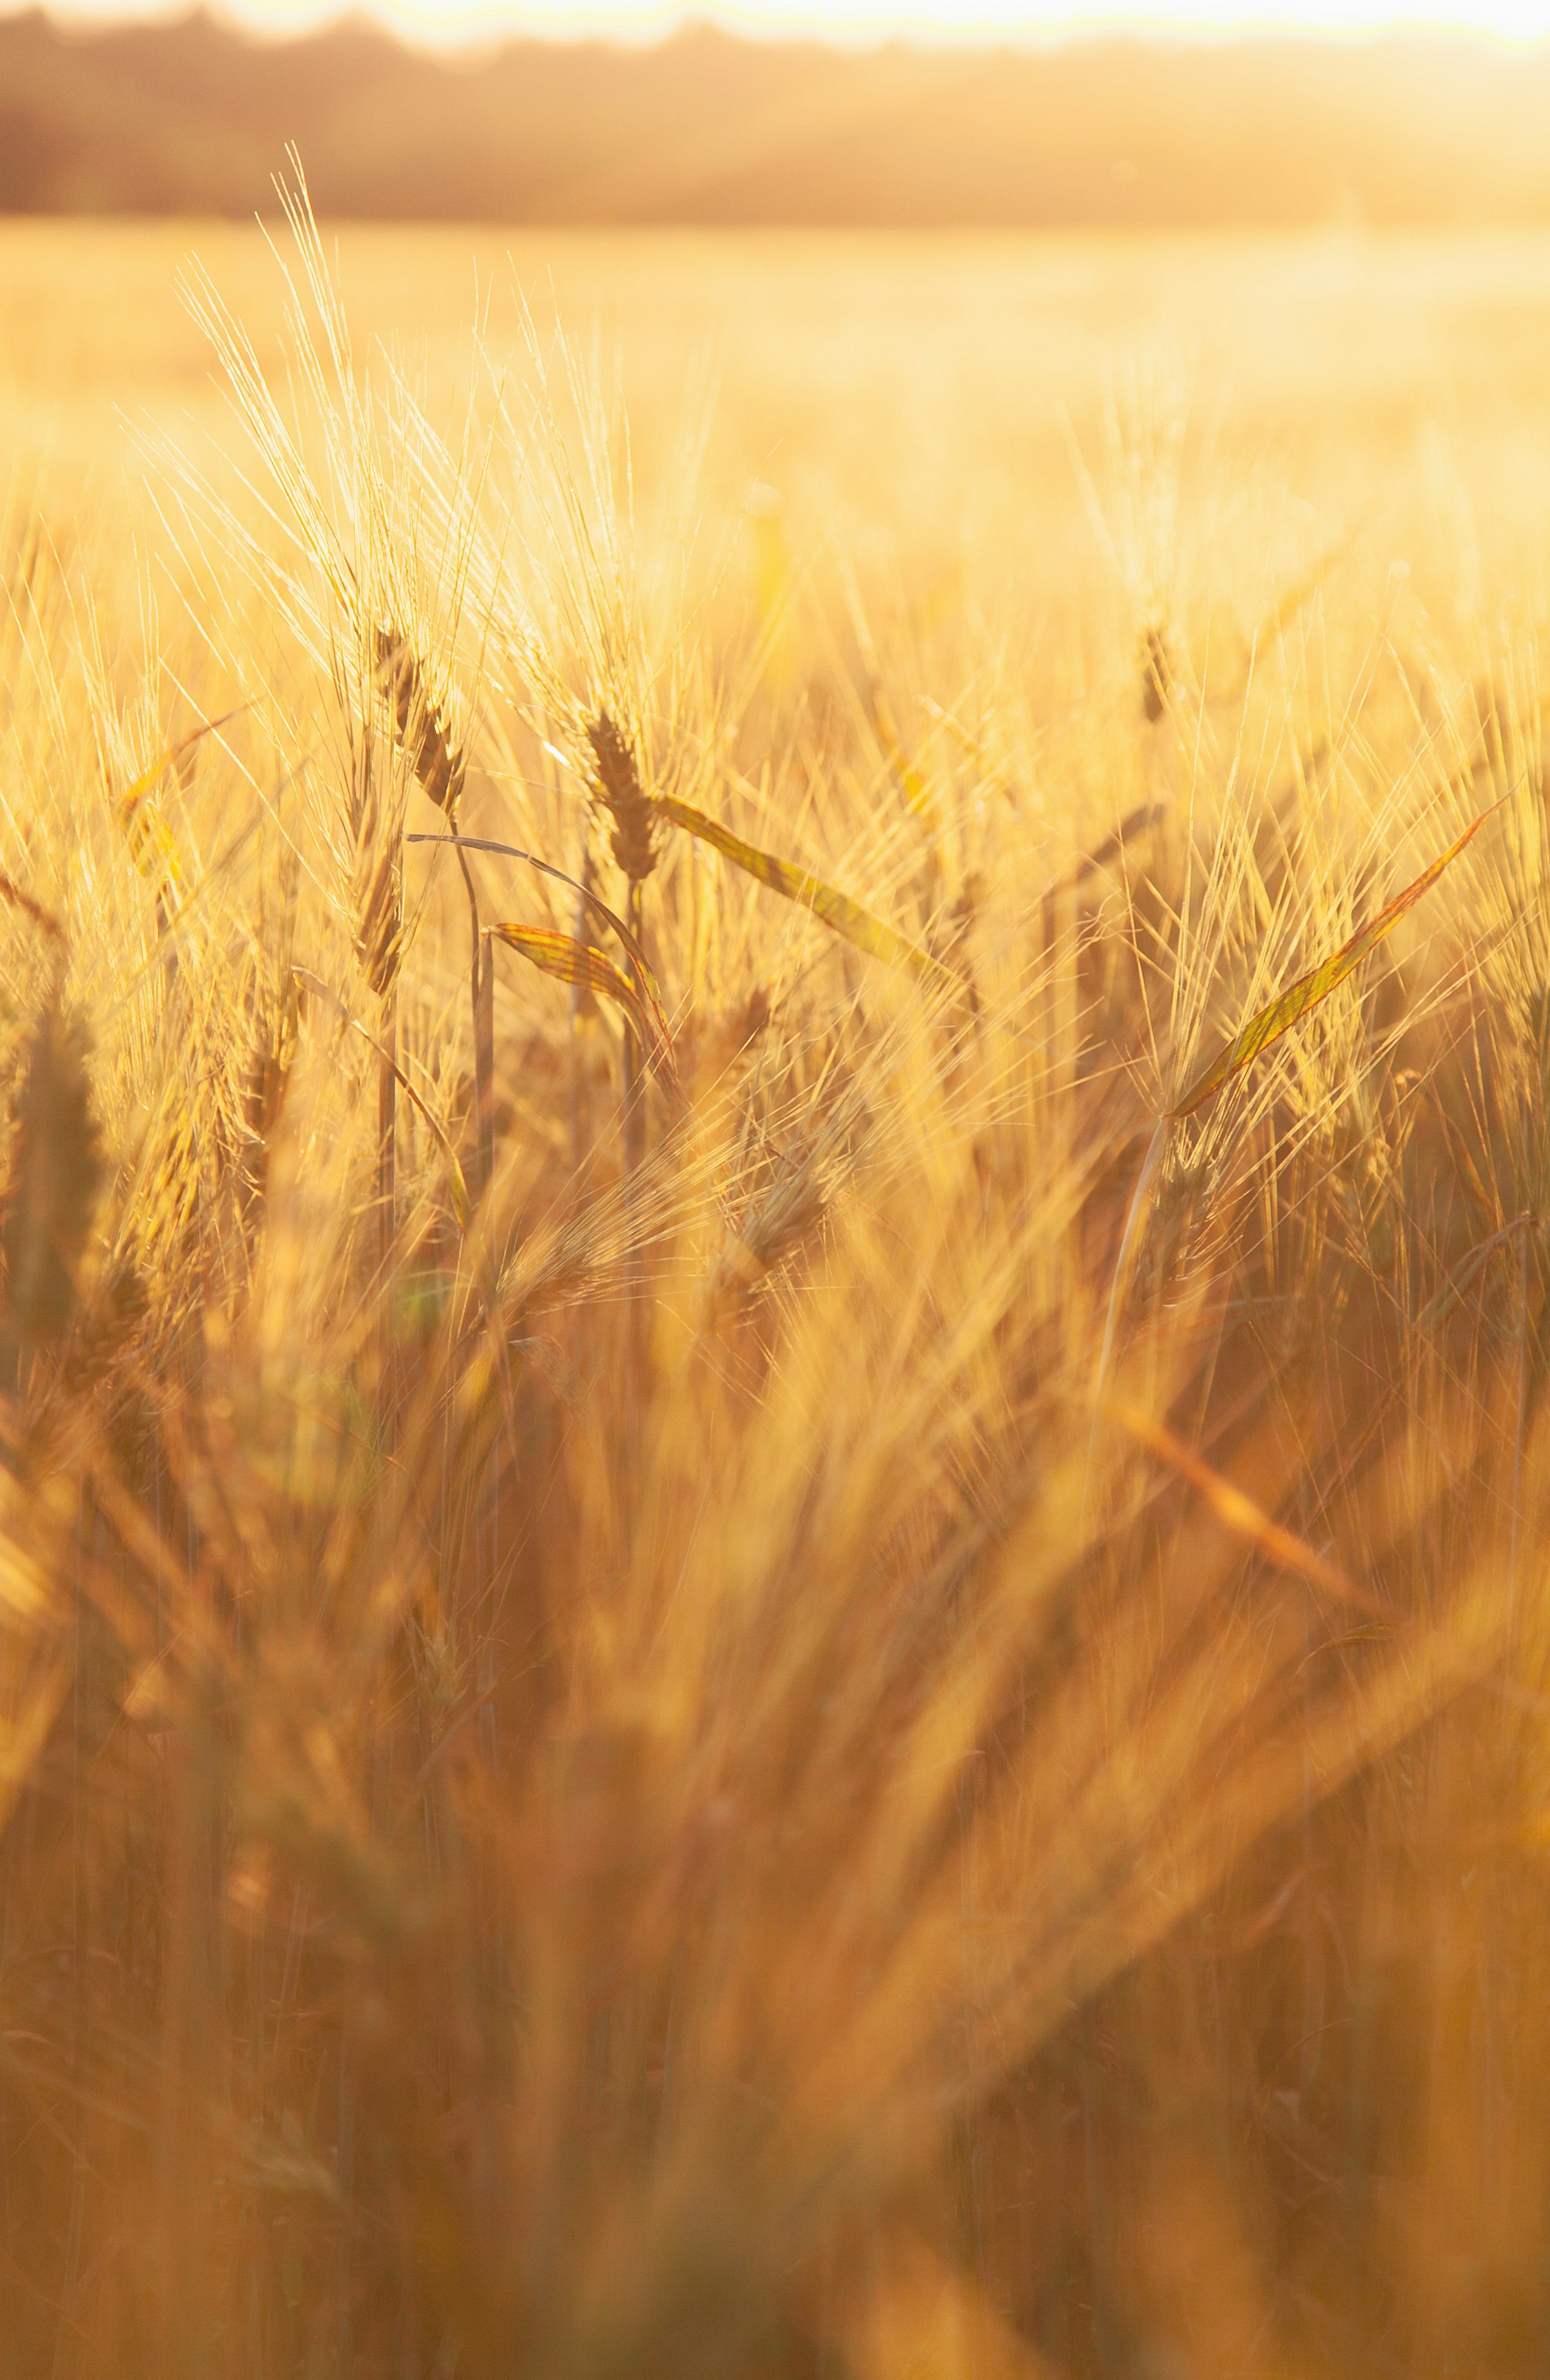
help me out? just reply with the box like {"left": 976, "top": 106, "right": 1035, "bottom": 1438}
{"left": 570, "top": 840, "right": 594, "bottom": 1176}
{"left": 1508, "top": 1216, "right": 1531, "bottom": 1680}
{"left": 377, "top": 990, "right": 398, "bottom": 1278}
{"left": 456, "top": 843, "right": 494, "bottom": 1201}
{"left": 476, "top": 931, "right": 494, "bottom": 1195}
{"left": 622, "top": 878, "right": 646, "bottom": 1185}
{"left": 619, "top": 875, "right": 649, "bottom": 1544}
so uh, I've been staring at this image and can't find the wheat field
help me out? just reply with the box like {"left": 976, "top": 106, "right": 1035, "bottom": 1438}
{"left": 3, "top": 201, "right": 1550, "bottom": 2377}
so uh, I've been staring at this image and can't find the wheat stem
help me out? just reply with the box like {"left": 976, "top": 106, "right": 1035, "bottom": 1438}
{"left": 456, "top": 843, "right": 494, "bottom": 1200}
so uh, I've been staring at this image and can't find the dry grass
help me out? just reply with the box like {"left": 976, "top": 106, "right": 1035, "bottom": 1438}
{"left": 2, "top": 198, "right": 1550, "bottom": 2376}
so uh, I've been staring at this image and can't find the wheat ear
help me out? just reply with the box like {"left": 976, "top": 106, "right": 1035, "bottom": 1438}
{"left": 373, "top": 629, "right": 491, "bottom": 1200}
{"left": 587, "top": 710, "right": 660, "bottom": 1181}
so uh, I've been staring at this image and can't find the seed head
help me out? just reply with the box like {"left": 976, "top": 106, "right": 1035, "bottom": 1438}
{"left": 1141, "top": 625, "right": 1172, "bottom": 723}
{"left": 587, "top": 710, "right": 659, "bottom": 887}
{"left": 374, "top": 627, "right": 466, "bottom": 815}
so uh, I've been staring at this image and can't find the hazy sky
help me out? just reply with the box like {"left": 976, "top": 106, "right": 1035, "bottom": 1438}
{"left": 13, "top": 0, "right": 1550, "bottom": 44}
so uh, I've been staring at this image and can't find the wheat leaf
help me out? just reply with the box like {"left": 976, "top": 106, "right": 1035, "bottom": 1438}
{"left": 405, "top": 832, "right": 677, "bottom": 1075}
{"left": 110, "top": 706, "right": 245, "bottom": 890}
{"left": 112, "top": 704, "right": 246, "bottom": 822}
{"left": 1107, "top": 1400, "right": 1386, "bottom": 1617}
{"left": 660, "top": 791, "right": 957, "bottom": 990}
{"left": 1169, "top": 794, "right": 1504, "bottom": 1122}
{"left": 491, "top": 924, "right": 683, "bottom": 1104}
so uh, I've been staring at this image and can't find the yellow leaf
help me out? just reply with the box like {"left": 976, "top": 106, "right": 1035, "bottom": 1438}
{"left": 660, "top": 791, "right": 956, "bottom": 990}
{"left": 111, "top": 704, "right": 245, "bottom": 821}
{"left": 109, "top": 705, "right": 246, "bottom": 889}
{"left": 407, "top": 833, "right": 678, "bottom": 1079}
{"left": 491, "top": 924, "right": 683, "bottom": 1105}
{"left": 1107, "top": 1399, "right": 1387, "bottom": 1617}
{"left": 1169, "top": 795, "right": 1504, "bottom": 1121}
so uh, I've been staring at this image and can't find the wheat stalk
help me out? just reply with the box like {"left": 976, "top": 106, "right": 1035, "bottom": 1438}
{"left": 371, "top": 628, "right": 492, "bottom": 1202}
{"left": 0, "top": 997, "right": 102, "bottom": 1398}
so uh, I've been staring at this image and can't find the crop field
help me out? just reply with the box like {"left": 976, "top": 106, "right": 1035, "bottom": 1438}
{"left": 5, "top": 208, "right": 1550, "bottom": 2376}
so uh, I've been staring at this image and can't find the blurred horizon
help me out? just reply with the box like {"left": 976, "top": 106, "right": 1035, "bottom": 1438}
{"left": 10, "top": 0, "right": 1550, "bottom": 50}
{"left": 12, "top": 9, "right": 1550, "bottom": 219}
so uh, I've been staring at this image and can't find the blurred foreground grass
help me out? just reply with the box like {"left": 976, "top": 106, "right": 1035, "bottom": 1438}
{"left": 2, "top": 208, "right": 1550, "bottom": 2375}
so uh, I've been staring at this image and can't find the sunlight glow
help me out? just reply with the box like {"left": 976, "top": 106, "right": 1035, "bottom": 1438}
{"left": 12, "top": 0, "right": 1550, "bottom": 46}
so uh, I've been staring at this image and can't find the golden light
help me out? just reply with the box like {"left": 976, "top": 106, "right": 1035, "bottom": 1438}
{"left": 12, "top": 0, "right": 1550, "bottom": 44}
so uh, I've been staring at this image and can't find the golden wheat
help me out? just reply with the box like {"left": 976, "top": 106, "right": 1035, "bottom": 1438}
{"left": 0, "top": 193, "right": 1546, "bottom": 2380}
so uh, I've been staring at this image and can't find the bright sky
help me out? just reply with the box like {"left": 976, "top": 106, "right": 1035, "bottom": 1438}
{"left": 16, "top": 0, "right": 1550, "bottom": 47}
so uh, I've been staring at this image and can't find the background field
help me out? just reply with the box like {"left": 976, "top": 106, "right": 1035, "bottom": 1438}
{"left": 12, "top": 221, "right": 1550, "bottom": 661}
{"left": 5, "top": 218, "right": 1550, "bottom": 2378}
{"left": 12, "top": 19, "right": 1550, "bottom": 227}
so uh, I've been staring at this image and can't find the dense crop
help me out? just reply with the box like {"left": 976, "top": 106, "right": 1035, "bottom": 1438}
{"left": 2, "top": 184, "right": 1549, "bottom": 2378}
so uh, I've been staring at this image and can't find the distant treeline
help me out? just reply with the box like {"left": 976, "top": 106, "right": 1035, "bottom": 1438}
{"left": 6, "top": 12, "right": 1550, "bottom": 223}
